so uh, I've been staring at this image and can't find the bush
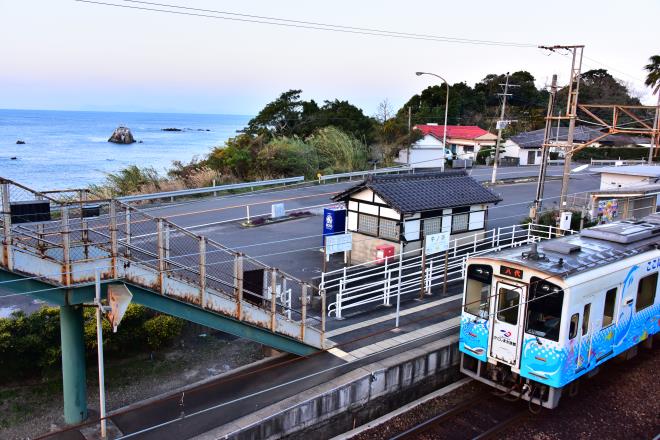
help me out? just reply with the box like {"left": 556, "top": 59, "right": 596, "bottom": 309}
{"left": 521, "top": 209, "right": 596, "bottom": 231}
{"left": 0, "top": 304, "right": 185, "bottom": 383}
{"left": 572, "top": 147, "right": 650, "bottom": 162}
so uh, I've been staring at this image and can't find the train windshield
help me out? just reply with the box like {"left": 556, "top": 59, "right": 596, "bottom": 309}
{"left": 464, "top": 264, "right": 492, "bottom": 319}
{"left": 525, "top": 277, "right": 564, "bottom": 342}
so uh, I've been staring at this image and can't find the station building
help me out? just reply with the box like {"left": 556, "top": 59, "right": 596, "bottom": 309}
{"left": 332, "top": 171, "right": 502, "bottom": 264}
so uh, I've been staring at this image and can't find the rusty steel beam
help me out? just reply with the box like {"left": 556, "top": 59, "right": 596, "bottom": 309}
{"left": 617, "top": 106, "right": 654, "bottom": 130}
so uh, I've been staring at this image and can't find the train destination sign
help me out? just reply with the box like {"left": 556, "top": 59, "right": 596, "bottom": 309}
{"left": 499, "top": 265, "right": 523, "bottom": 280}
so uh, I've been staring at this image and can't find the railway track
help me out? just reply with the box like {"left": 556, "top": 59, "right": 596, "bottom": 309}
{"left": 389, "top": 393, "right": 528, "bottom": 440}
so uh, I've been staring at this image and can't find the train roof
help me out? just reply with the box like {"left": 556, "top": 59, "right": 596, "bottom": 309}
{"left": 477, "top": 216, "right": 660, "bottom": 279}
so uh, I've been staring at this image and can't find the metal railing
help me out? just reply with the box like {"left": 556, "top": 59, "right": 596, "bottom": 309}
{"left": 320, "top": 223, "right": 573, "bottom": 319}
{"left": 117, "top": 176, "right": 305, "bottom": 203}
{"left": 0, "top": 177, "right": 324, "bottom": 348}
{"left": 318, "top": 166, "right": 412, "bottom": 183}
{"left": 590, "top": 158, "right": 647, "bottom": 166}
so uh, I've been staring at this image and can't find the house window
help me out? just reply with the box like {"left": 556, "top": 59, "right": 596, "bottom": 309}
{"left": 636, "top": 272, "right": 657, "bottom": 312}
{"left": 379, "top": 218, "right": 399, "bottom": 240}
{"left": 452, "top": 207, "right": 470, "bottom": 233}
{"left": 358, "top": 213, "right": 378, "bottom": 236}
{"left": 423, "top": 217, "right": 442, "bottom": 237}
{"left": 602, "top": 287, "right": 617, "bottom": 327}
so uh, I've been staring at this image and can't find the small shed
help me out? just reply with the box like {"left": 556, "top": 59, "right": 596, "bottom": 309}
{"left": 332, "top": 171, "right": 502, "bottom": 264}
{"left": 592, "top": 165, "right": 660, "bottom": 190}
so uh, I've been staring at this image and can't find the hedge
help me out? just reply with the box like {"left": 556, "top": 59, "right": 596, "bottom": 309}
{"left": 572, "top": 147, "right": 650, "bottom": 161}
{"left": 0, "top": 304, "right": 184, "bottom": 383}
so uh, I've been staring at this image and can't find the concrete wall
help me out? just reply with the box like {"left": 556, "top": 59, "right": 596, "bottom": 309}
{"left": 350, "top": 232, "right": 401, "bottom": 264}
{"left": 193, "top": 336, "right": 461, "bottom": 440}
{"left": 599, "top": 173, "right": 650, "bottom": 190}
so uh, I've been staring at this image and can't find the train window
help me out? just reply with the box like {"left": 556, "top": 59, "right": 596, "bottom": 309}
{"left": 582, "top": 303, "right": 591, "bottom": 335}
{"left": 602, "top": 288, "right": 617, "bottom": 327}
{"left": 465, "top": 265, "right": 492, "bottom": 318}
{"left": 525, "top": 277, "right": 564, "bottom": 342}
{"left": 568, "top": 313, "right": 579, "bottom": 339}
{"left": 636, "top": 272, "right": 658, "bottom": 312}
{"left": 496, "top": 287, "right": 520, "bottom": 324}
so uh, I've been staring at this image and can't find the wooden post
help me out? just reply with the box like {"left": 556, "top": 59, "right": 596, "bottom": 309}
{"left": 270, "top": 269, "right": 277, "bottom": 331}
{"left": 124, "top": 207, "right": 131, "bottom": 258}
{"left": 322, "top": 237, "right": 327, "bottom": 273}
{"left": 419, "top": 240, "right": 427, "bottom": 299}
{"left": 442, "top": 251, "right": 449, "bottom": 296}
{"left": 235, "top": 253, "right": 244, "bottom": 320}
{"left": 199, "top": 237, "right": 206, "bottom": 308}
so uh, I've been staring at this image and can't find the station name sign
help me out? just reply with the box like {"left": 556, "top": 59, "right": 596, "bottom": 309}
{"left": 499, "top": 265, "right": 523, "bottom": 280}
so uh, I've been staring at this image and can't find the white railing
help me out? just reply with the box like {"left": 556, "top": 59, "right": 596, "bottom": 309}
{"left": 117, "top": 176, "right": 305, "bottom": 203}
{"left": 318, "top": 166, "right": 412, "bottom": 183}
{"left": 590, "top": 158, "right": 647, "bottom": 166}
{"left": 321, "top": 223, "right": 572, "bottom": 319}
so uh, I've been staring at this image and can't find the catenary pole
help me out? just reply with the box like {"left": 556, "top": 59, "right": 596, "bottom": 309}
{"left": 531, "top": 74, "right": 558, "bottom": 222}
{"left": 491, "top": 72, "right": 518, "bottom": 183}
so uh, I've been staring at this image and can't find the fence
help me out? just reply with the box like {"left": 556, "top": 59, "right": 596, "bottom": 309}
{"left": 318, "top": 166, "right": 412, "bottom": 183}
{"left": 321, "top": 223, "right": 572, "bottom": 319}
{"left": 0, "top": 177, "right": 324, "bottom": 348}
{"left": 590, "top": 159, "right": 647, "bottom": 166}
{"left": 116, "top": 176, "right": 305, "bottom": 203}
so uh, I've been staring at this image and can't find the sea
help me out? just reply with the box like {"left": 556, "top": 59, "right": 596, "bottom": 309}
{"left": 0, "top": 109, "right": 251, "bottom": 191}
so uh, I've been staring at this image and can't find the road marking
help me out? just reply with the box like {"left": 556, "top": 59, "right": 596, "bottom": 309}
{"left": 344, "top": 316, "right": 461, "bottom": 360}
{"left": 325, "top": 294, "right": 462, "bottom": 338}
{"left": 328, "top": 347, "right": 357, "bottom": 361}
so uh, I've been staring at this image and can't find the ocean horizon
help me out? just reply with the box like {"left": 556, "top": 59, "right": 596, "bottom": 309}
{"left": 0, "top": 108, "right": 251, "bottom": 190}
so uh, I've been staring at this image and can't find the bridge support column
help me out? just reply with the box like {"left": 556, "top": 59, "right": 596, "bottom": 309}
{"left": 60, "top": 303, "right": 88, "bottom": 424}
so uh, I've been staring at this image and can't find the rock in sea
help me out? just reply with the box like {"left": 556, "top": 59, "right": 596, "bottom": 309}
{"left": 108, "top": 126, "right": 136, "bottom": 144}
{"left": 16, "top": 140, "right": 26, "bottom": 144}
{"left": 162, "top": 127, "right": 182, "bottom": 132}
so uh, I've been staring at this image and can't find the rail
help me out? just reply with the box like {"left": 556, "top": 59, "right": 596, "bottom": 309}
{"left": 321, "top": 223, "right": 573, "bottom": 319}
{"left": 117, "top": 176, "right": 305, "bottom": 203}
{"left": 0, "top": 177, "right": 324, "bottom": 350}
{"left": 590, "top": 158, "right": 647, "bottom": 166}
{"left": 318, "top": 166, "right": 412, "bottom": 183}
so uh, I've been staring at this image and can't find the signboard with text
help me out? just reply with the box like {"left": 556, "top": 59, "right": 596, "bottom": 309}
{"left": 325, "top": 233, "right": 352, "bottom": 255}
{"left": 425, "top": 232, "right": 450, "bottom": 255}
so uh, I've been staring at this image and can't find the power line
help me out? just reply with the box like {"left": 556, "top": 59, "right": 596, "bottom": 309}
{"left": 75, "top": 0, "right": 537, "bottom": 48}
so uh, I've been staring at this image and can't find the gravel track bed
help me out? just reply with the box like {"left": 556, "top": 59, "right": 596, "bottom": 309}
{"left": 355, "top": 344, "right": 658, "bottom": 440}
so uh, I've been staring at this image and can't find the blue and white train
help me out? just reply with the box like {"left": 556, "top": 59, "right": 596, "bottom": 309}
{"left": 459, "top": 217, "right": 660, "bottom": 408}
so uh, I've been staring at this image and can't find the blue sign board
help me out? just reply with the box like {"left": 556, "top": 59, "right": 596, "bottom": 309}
{"left": 322, "top": 207, "right": 346, "bottom": 245}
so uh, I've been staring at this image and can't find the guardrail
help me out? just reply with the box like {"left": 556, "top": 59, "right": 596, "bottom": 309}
{"left": 318, "top": 166, "right": 412, "bottom": 183}
{"left": 321, "top": 223, "right": 573, "bottom": 319}
{"left": 117, "top": 176, "right": 305, "bottom": 203}
{"left": 590, "top": 159, "right": 647, "bottom": 166}
{"left": 548, "top": 159, "right": 565, "bottom": 165}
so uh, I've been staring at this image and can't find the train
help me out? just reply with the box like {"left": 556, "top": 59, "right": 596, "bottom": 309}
{"left": 459, "top": 216, "right": 660, "bottom": 409}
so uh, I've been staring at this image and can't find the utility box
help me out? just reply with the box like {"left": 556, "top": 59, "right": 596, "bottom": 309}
{"left": 82, "top": 204, "right": 101, "bottom": 218}
{"left": 322, "top": 207, "right": 346, "bottom": 245}
{"left": 559, "top": 211, "right": 573, "bottom": 230}
{"left": 10, "top": 200, "right": 51, "bottom": 224}
{"left": 375, "top": 244, "right": 395, "bottom": 265}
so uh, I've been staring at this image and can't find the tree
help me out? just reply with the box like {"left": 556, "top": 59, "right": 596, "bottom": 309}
{"left": 243, "top": 89, "right": 306, "bottom": 137}
{"left": 645, "top": 55, "right": 660, "bottom": 94}
{"left": 559, "top": 69, "right": 640, "bottom": 106}
{"left": 374, "top": 99, "right": 394, "bottom": 123}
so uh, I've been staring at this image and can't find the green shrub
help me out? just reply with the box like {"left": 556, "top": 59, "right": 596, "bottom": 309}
{"left": 143, "top": 315, "right": 184, "bottom": 351}
{"left": 572, "top": 147, "right": 650, "bottom": 162}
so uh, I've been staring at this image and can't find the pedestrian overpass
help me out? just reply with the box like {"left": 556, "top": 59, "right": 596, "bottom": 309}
{"left": 0, "top": 177, "right": 325, "bottom": 424}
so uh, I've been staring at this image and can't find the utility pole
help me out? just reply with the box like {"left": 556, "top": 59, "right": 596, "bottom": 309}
{"left": 539, "top": 45, "right": 585, "bottom": 210}
{"left": 491, "top": 72, "right": 519, "bottom": 184}
{"left": 407, "top": 106, "right": 412, "bottom": 165}
{"left": 648, "top": 93, "right": 660, "bottom": 164}
{"left": 531, "top": 74, "right": 558, "bottom": 222}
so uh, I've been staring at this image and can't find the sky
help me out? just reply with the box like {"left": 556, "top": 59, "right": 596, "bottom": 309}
{"left": 1, "top": 0, "right": 659, "bottom": 115}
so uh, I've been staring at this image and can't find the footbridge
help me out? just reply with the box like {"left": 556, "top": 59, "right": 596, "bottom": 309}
{"left": 0, "top": 177, "right": 325, "bottom": 424}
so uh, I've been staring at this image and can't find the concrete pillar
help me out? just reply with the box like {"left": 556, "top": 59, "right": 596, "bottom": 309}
{"left": 60, "top": 304, "right": 88, "bottom": 424}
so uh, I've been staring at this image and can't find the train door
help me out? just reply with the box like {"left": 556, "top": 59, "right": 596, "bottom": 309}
{"left": 575, "top": 302, "right": 592, "bottom": 373}
{"left": 490, "top": 281, "right": 526, "bottom": 365}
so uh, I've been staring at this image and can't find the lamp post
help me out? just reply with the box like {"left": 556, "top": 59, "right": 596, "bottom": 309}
{"left": 416, "top": 72, "right": 449, "bottom": 172}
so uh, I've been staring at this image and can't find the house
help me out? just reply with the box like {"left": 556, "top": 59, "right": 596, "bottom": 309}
{"left": 504, "top": 126, "right": 650, "bottom": 165}
{"left": 592, "top": 165, "right": 660, "bottom": 190}
{"left": 396, "top": 124, "right": 497, "bottom": 168}
{"left": 332, "top": 171, "right": 502, "bottom": 264}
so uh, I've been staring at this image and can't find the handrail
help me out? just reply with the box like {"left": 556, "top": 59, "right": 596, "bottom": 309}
{"left": 117, "top": 176, "right": 305, "bottom": 203}
{"left": 318, "top": 166, "right": 412, "bottom": 182}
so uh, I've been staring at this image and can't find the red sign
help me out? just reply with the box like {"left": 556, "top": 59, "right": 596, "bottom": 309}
{"left": 500, "top": 265, "right": 523, "bottom": 280}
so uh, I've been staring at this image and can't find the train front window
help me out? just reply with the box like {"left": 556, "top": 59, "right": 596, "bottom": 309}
{"left": 465, "top": 264, "right": 492, "bottom": 319}
{"left": 525, "top": 277, "right": 564, "bottom": 342}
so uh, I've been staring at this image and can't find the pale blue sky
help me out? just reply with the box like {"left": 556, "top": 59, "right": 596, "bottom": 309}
{"left": 1, "top": 0, "right": 658, "bottom": 115}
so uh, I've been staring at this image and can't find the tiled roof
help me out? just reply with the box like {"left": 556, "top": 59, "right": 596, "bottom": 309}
{"left": 414, "top": 124, "right": 493, "bottom": 140}
{"left": 509, "top": 126, "right": 648, "bottom": 149}
{"left": 333, "top": 171, "right": 502, "bottom": 214}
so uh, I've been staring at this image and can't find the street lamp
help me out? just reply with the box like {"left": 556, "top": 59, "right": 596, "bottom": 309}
{"left": 416, "top": 71, "right": 449, "bottom": 172}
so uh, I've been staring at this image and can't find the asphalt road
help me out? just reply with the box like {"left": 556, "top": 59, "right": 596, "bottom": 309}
{"left": 0, "top": 165, "right": 600, "bottom": 311}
